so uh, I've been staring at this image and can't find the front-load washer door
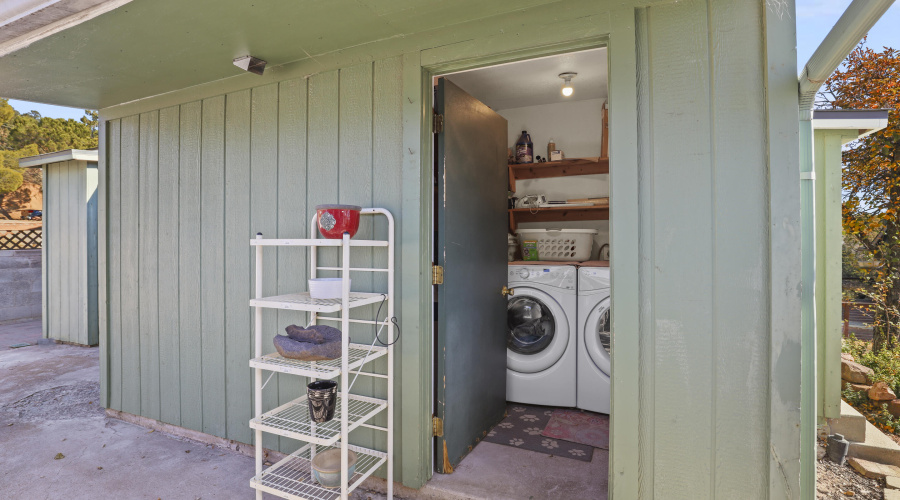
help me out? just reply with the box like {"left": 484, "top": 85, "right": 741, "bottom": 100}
{"left": 584, "top": 296, "right": 611, "bottom": 376}
{"left": 507, "top": 288, "right": 570, "bottom": 374}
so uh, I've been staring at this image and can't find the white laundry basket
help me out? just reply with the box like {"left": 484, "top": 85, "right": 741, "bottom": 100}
{"left": 516, "top": 229, "right": 597, "bottom": 261}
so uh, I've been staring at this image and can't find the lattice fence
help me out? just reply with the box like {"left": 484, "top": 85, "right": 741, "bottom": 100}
{"left": 0, "top": 228, "right": 42, "bottom": 250}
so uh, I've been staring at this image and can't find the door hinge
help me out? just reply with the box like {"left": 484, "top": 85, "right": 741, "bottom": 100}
{"left": 433, "top": 113, "right": 444, "bottom": 134}
{"left": 432, "top": 264, "right": 444, "bottom": 285}
{"left": 432, "top": 415, "right": 444, "bottom": 437}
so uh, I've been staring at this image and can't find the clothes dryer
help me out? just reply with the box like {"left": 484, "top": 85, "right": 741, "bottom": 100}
{"left": 506, "top": 265, "right": 577, "bottom": 407}
{"left": 577, "top": 267, "right": 611, "bottom": 414}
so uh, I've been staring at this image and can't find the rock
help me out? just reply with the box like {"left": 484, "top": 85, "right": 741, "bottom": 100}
{"left": 848, "top": 457, "right": 900, "bottom": 480}
{"left": 869, "top": 381, "right": 897, "bottom": 401}
{"left": 817, "top": 443, "right": 827, "bottom": 460}
{"left": 886, "top": 489, "right": 900, "bottom": 500}
{"left": 842, "top": 359, "right": 874, "bottom": 384}
{"left": 887, "top": 475, "right": 900, "bottom": 490}
{"left": 844, "top": 381, "right": 872, "bottom": 397}
{"left": 842, "top": 352, "right": 855, "bottom": 362}
{"left": 889, "top": 400, "right": 900, "bottom": 418}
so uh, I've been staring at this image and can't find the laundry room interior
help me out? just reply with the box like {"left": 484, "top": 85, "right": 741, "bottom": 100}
{"left": 430, "top": 47, "right": 612, "bottom": 496}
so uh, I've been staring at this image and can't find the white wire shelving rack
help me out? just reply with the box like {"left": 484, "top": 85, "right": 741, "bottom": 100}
{"left": 249, "top": 208, "right": 394, "bottom": 500}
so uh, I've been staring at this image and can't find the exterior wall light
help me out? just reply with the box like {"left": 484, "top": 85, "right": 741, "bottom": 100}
{"left": 233, "top": 55, "right": 267, "bottom": 75}
{"left": 559, "top": 72, "right": 577, "bottom": 97}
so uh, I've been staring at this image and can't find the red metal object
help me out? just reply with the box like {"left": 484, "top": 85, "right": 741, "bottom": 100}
{"left": 315, "top": 205, "right": 362, "bottom": 239}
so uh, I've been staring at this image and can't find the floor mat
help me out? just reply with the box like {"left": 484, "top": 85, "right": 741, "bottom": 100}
{"left": 542, "top": 409, "right": 610, "bottom": 450}
{"left": 483, "top": 404, "right": 594, "bottom": 462}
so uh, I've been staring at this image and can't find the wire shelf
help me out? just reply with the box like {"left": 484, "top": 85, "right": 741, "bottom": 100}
{"left": 250, "top": 292, "right": 385, "bottom": 313}
{"left": 250, "top": 394, "right": 387, "bottom": 446}
{"left": 250, "top": 443, "right": 386, "bottom": 500}
{"left": 249, "top": 344, "right": 387, "bottom": 379}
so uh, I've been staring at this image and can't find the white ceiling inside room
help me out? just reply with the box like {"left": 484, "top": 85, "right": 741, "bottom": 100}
{"left": 444, "top": 48, "right": 607, "bottom": 110}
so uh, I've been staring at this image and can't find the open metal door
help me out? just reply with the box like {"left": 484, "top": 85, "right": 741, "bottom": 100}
{"left": 434, "top": 78, "right": 509, "bottom": 473}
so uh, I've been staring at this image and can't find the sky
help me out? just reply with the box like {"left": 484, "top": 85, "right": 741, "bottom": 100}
{"left": 3, "top": 0, "right": 899, "bottom": 121}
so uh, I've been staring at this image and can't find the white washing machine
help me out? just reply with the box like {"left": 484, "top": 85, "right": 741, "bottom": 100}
{"left": 506, "top": 265, "right": 577, "bottom": 407}
{"left": 577, "top": 267, "right": 611, "bottom": 414}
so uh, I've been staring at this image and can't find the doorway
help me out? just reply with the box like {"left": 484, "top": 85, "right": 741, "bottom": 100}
{"left": 429, "top": 47, "right": 612, "bottom": 498}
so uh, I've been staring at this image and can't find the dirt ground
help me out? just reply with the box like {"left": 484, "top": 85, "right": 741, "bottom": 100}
{"left": 817, "top": 453, "right": 883, "bottom": 499}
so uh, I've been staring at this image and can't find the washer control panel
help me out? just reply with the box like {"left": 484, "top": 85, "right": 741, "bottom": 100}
{"left": 508, "top": 265, "right": 576, "bottom": 290}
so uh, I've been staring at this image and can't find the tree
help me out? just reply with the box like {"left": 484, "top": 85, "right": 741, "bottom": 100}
{"left": 820, "top": 42, "right": 900, "bottom": 350}
{"left": 0, "top": 98, "right": 98, "bottom": 219}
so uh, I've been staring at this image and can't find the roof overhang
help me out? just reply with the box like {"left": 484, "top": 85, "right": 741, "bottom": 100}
{"left": 812, "top": 109, "right": 891, "bottom": 139}
{"left": 0, "top": 0, "right": 567, "bottom": 110}
{"left": 18, "top": 148, "right": 98, "bottom": 167}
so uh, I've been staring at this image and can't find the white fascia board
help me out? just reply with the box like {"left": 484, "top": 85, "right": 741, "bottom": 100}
{"left": 18, "top": 148, "right": 98, "bottom": 168}
{"left": 812, "top": 109, "right": 890, "bottom": 139}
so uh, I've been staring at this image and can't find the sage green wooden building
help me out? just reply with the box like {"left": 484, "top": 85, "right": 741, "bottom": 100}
{"left": 19, "top": 149, "right": 100, "bottom": 347}
{"left": 0, "top": 0, "right": 893, "bottom": 498}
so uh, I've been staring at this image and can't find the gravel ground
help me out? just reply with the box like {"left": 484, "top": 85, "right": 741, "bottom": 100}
{"left": 817, "top": 455, "right": 883, "bottom": 499}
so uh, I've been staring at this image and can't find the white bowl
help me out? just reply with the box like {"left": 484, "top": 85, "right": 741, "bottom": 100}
{"left": 308, "top": 278, "right": 350, "bottom": 299}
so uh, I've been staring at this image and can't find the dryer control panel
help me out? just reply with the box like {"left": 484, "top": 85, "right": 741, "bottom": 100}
{"left": 508, "top": 265, "right": 576, "bottom": 290}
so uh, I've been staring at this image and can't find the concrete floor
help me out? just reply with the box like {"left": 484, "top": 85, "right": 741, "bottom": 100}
{"left": 0, "top": 320, "right": 607, "bottom": 499}
{"left": 423, "top": 441, "right": 608, "bottom": 500}
{"left": 0, "top": 342, "right": 266, "bottom": 499}
{"left": 0, "top": 318, "right": 42, "bottom": 349}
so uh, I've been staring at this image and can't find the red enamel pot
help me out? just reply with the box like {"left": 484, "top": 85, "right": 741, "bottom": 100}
{"left": 315, "top": 205, "right": 362, "bottom": 239}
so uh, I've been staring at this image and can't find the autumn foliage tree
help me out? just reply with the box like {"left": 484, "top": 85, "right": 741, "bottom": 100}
{"left": 820, "top": 42, "right": 900, "bottom": 350}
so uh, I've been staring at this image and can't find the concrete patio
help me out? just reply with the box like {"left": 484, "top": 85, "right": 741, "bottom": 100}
{"left": 0, "top": 321, "right": 607, "bottom": 499}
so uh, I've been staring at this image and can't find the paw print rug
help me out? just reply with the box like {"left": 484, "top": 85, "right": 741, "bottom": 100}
{"left": 482, "top": 404, "right": 594, "bottom": 462}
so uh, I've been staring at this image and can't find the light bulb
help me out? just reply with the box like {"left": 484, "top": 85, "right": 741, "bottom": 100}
{"left": 558, "top": 72, "right": 577, "bottom": 98}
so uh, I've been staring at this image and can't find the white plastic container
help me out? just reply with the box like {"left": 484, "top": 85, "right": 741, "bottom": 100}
{"left": 507, "top": 233, "right": 518, "bottom": 261}
{"left": 308, "top": 278, "right": 351, "bottom": 299}
{"left": 516, "top": 228, "right": 597, "bottom": 261}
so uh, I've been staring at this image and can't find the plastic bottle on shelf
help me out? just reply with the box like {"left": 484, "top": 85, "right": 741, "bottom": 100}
{"left": 515, "top": 131, "right": 533, "bottom": 164}
{"left": 547, "top": 139, "right": 556, "bottom": 160}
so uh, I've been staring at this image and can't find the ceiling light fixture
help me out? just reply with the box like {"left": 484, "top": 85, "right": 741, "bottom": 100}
{"left": 559, "top": 72, "right": 577, "bottom": 97}
{"left": 233, "top": 55, "right": 267, "bottom": 75}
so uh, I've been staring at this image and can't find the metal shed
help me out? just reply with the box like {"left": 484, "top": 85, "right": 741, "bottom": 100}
{"left": 19, "top": 149, "right": 100, "bottom": 346}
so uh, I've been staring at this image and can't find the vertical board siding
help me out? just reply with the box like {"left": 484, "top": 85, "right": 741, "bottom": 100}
{"left": 200, "top": 95, "right": 227, "bottom": 438}
{"left": 104, "top": 64, "right": 405, "bottom": 482}
{"left": 179, "top": 101, "right": 203, "bottom": 431}
{"left": 224, "top": 89, "right": 252, "bottom": 444}
{"left": 108, "top": 120, "right": 123, "bottom": 411}
{"left": 249, "top": 83, "right": 281, "bottom": 452}
{"left": 120, "top": 115, "right": 142, "bottom": 416}
{"left": 633, "top": 0, "right": 776, "bottom": 497}
{"left": 648, "top": 1, "right": 714, "bottom": 496}
{"left": 275, "top": 77, "right": 309, "bottom": 453}
{"left": 708, "top": 0, "right": 769, "bottom": 497}
{"left": 158, "top": 106, "right": 182, "bottom": 426}
{"left": 372, "top": 56, "right": 404, "bottom": 462}
{"left": 139, "top": 111, "right": 161, "bottom": 421}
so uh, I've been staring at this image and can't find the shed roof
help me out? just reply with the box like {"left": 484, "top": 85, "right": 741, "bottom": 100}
{"left": 18, "top": 148, "right": 98, "bottom": 168}
{"left": 812, "top": 108, "right": 891, "bottom": 138}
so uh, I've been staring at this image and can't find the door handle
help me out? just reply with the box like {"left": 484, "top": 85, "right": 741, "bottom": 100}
{"left": 502, "top": 286, "right": 514, "bottom": 297}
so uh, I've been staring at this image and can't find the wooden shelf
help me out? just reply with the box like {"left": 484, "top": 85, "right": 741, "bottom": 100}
{"left": 508, "top": 157, "right": 608, "bottom": 192}
{"left": 508, "top": 205, "right": 608, "bottom": 231}
{"left": 508, "top": 260, "right": 609, "bottom": 267}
